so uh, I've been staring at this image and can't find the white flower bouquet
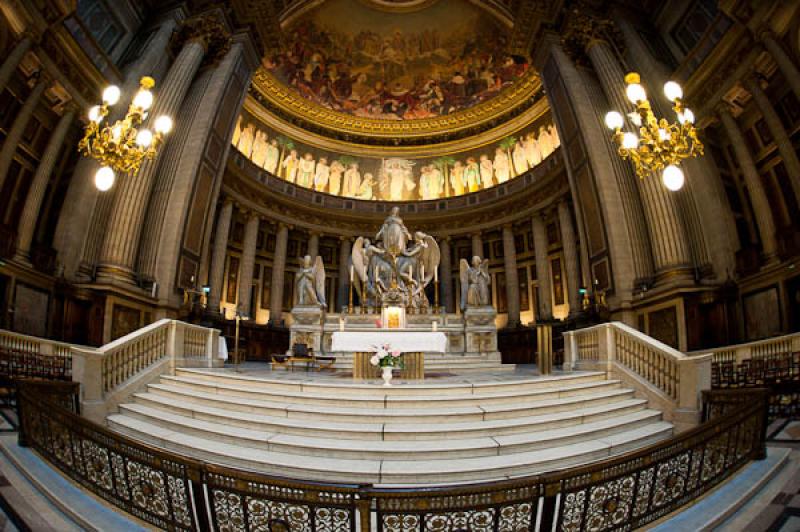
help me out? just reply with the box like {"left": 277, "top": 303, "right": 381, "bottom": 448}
{"left": 369, "top": 343, "right": 404, "bottom": 369}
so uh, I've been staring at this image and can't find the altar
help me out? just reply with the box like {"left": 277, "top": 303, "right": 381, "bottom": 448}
{"left": 331, "top": 331, "right": 447, "bottom": 380}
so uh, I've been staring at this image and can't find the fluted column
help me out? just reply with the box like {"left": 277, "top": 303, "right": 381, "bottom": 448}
{"left": 337, "top": 237, "right": 352, "bottom": 312}
{"left": 744, "top": 75, "right": 800, "bottom": 202}
{"left": 502, "top": 225, "right": 520, "bottom": 327}
{"left": 440, "top": 237, "right": 454, "bottom": 313}
{"left": 207, "top": 200, "right": 233, "bottom": 312}
{"left": 0, "top": 77, "right": 48, "bottom": 192}
{"left": 14, "top": 106, "right": 76, "bottom": 261}
{"left": 586, "top": 38, "right": 692, "bottom": 277}
{"left": 237, "top": 212, "right": 260, "bottom": 315}
{"left": 615, "top": 12, "right": 736, "bottom": 278}
{"left": 54, "top": 18, "right": 178, "bottom": 279}
{"left": 0, "top": 35, "right": 33, "bottom": 95}
{"left": 308, "top": 232, "right": 320, "bottom": 260}
{"left": 532, "top": 214, "right": 552, "bottom": 320}
{"left": 558, "top": 201, "right": 581, "bottom": 314}
{"left": 761, "top": 30, "right": 800, "bottom": 103}
{"left": 471, "top": 233, "right": 483, "bottom": 258}
{"left": 269, "top": 223, "right": 289, "bottom": 324}
{"left": 718, "top": 105, "right": 778, "bottom": 258}
{"left": 97, "top": 38, "right": 207, "bottom": 281}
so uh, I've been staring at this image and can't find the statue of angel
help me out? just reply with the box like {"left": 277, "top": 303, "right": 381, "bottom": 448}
{"left": 460, "top": 256, "right": 490, "bottom": 310}
{"left": 295, "top": 255, "right": 326, "bottom": 307}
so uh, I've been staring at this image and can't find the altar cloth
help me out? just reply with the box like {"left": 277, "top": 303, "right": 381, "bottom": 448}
{"left": 331, "top": 331, "right": 447, "bottom": 353}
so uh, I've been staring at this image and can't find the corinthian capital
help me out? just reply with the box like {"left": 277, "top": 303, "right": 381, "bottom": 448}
{"left": 170, "top": 12, "right": 232, "bottom": 66}
{"left": 561, "top": 7, "right": 623, "bottom": 66}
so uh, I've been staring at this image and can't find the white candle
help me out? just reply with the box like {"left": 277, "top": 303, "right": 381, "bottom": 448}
{"left": 409, "top": 265, "right": 413, "bottom": 280}
{"left": 421, "top": 264, "right": 425, "bottom": 282}
{"left": 434, "top": 267, "right": 438, "bottom": 283}
{"left": 339, "top": 317, "right": 344, "bottom": 331}
{"left": 432, "top": 320, "right": 438, "bottom": 331}
{"left": 350, "top": 265, "right": 354, "bottom": 282}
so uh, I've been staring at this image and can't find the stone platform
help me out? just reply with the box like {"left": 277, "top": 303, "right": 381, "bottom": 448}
{"left": 108, "top": 365, "right": 673, "bottom": 486}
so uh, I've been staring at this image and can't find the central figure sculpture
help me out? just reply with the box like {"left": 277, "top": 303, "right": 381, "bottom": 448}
{"left": 352, "top": 208, "right": 440, "bottom": 310}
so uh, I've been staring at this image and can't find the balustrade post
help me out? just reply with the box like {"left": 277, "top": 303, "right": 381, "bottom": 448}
{"left": 71, "top": 347, "right": 107, "bottom": 424}
{"left": 604, "top": 324, "right": 616, "bottom": 374}
{"left": 205, "top": 328, "right": 220, "bottom": 368}
{"left": 676, "top": 355, "right": 712, "bottom": 429}
{"left": 167, "top": 320, "right": 178, "bottom": 374}
{"left": 564, "top": 331, "right": 577, "bottom": 370}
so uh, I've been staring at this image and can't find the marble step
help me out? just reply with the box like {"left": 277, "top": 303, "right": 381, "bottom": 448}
{"left": 107, "top": 413, "right": 672, "bottom": 484}
{"left": 136, "top": 384, "right": 634, "bottom": 424}
{"left": 173, "top": 368, "right": 608, "bottom": 396}
{"left": 118, "top": 394, "right": 649, "bottom": 441}
{"left": 108, "top": 404, "right": 661, "bottom": 460}
{"left": 154, "top": 374, "right": 623, "bottom": 408}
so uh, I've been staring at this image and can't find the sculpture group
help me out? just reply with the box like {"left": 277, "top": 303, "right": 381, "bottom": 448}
{"left": 351, "top": 207, "right": 440, "bottom": 311}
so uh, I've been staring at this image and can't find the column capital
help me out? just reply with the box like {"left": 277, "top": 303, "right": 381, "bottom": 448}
{"left": 715, "top": 101, "right": 734, "bottom": 118}
{"left": 757, "top": 27, "right": 776, "bottom": 43}
{"left": 561, "top": 11, "right": 623, "bottom": 66}
{"left": 170, "top": 12, "right": 232, "bottom": 65}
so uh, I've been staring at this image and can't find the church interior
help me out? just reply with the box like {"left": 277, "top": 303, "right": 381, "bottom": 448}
{"left": 0, "top": 0, "right": 799, "bottom": 530}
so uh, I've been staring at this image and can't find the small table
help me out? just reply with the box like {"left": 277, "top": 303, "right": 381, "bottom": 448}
{"left": 331, "top": 331, "right": 447, "bottom": 381}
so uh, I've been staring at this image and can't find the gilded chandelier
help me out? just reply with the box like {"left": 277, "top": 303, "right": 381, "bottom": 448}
{"left": 604, "top": 73, "right": 703, "bottom": 191}
{"left": 78, "top": 76, "right": 173, "bottom": 191}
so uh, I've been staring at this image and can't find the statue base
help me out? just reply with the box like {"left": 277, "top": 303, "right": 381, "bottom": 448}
{"left": 464, "top": 306, "right": 500, "bottom": 357}
{"left": 289, "top": 305, "right": 324, "bottom": 353}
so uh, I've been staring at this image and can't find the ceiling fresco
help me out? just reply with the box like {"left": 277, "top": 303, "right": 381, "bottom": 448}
{"left": 262, "top": 0, "right": 530, "bottom": 121}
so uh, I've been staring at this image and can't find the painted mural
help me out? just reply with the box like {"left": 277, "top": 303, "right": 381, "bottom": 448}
{"left": 231, "top": 115, "right": 560, "bottom": 201}
{"left": 263, "top": 0, "right": 529, "bottom": 120}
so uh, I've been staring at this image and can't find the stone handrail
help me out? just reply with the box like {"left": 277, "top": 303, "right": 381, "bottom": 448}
{"left": 71, "top": 320, "right": 220, "bottom": 423}
{"left": 692, "top": 331, "right": 800, "bottom": 363}
{"left": 564, "top": 322, "right": 711, "bottom": 431}
{"left": 0, "top": 329, "right": 74, "bottom": 358}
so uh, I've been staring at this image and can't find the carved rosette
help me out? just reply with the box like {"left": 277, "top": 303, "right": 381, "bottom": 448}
{"left": 171, "top": 13, "right": 232, "bottom": 66}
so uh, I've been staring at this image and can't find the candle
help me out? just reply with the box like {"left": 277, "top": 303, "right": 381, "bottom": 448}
{"left": 432, "top": 320, "right": 438, "bottom": 332}
{"left": 374, "top": 266, "right": 378, "bottom": 282}
{"left": 409, "top": 265, "right": 413, "bottom": 280}
{"left": 339, "top": 317, "right": 344, "bottom": 331}
{"left": 421, "top": 264, "right": 425, "bottom": 282}
{"left": 434, "top": 267, "right": 438, "bottom": 283}
{"left": 350, "top": 265, "right": 354, "bottom": 282}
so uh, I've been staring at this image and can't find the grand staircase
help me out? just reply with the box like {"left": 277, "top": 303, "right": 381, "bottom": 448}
{"left": 108, "top": 368, "right": 672, "bottom": 485}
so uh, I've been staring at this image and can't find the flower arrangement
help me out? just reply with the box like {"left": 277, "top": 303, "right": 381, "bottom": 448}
{"left": 370, "top": 343, "right": 404, "bottom": 369}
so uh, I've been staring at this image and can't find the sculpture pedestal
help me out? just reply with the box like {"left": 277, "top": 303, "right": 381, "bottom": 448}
{"left": 464, "top": 306, "right": 500, "bottom": 358}
{"left": 289, "top": 306, "right": 324, "bottom": 352}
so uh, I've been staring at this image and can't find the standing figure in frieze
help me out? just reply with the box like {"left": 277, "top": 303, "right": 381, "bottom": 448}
{"left": 314, "top": 157, "right": 330, "bottom": 192}
{"left": 548, "top": 124, "right": 560, "bottom": 149}
{"left": 538, "top": 125, "right": 554, "bottom": 158}
{"left": 343, "top": 162, "right": 362, "bottom": 197}
{"left": 329, "top": 160, "right": 345, "bottom": 195}
{"left": 294, "top": 255, "right": 326, "bottom": 307}
{"left": 523, "top": 131, "right": 542, "bottom": 167}
{"left": 382, "top": 159, "right": 416, "bottom": 201}
{"left": 237, "top": 122, "right": 255, "bottom": 158}
{"left": 264, "top": 138, "right": 280, "bottom": 174}
{"left": 450, "top": 160, "right": 465, "bottom": 196}
{"left": 512, "top": 140, "right": 528, "bottom": 176}
{"left": 251, "top": 130, "right": 269, "bottom": 168}
{"left": 465, "top": 157, "right": 481, "bottom": 192}
{"left": 430, "top": 163, "right": 444, "bottom": 198}
{"left": 282, "top": 149, "right": 299, "bottom": 183}
{"left": 493, "top": 147, "right": 510, "bottom": 183}
{"left": 479, "top": 154, "right": 494, "bottom": 189}
{"left": 298, "top": 153, "right": 316, "bottom": 188}
{"left": 460, "top": 256, "right": 491, "bottom": 309}
{"left": 357, "top": 173, "right": 375, "bottom": 200}
{"left": 231, "top": 116, "right": 243, "bottom": 147}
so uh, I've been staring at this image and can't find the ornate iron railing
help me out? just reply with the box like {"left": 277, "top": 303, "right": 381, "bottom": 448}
{"left": 16, "top": 383, "right": 767, "bottom": 532}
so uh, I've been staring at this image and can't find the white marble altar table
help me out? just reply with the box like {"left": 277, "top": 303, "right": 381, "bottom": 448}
{"left": 331, "top": 331, "right": 447, "bottom": 353}
{"left": 331, "top": 331, "right": 447, "bottom": 380}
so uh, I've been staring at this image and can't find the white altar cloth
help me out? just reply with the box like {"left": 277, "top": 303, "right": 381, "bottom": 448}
{"left": 331, "top": 331, "right": 447, "bottom": 353}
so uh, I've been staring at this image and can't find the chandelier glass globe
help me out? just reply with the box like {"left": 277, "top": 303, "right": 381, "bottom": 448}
{"left": 662, "top": 164, "right": 685, "bottom": 191}
{"left": 95, "top": 166, "right": 115, "bottom": 191}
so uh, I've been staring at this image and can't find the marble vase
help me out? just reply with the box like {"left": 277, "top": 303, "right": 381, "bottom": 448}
{"left": 382, "top": 366, "right": 393, "bottom": 386}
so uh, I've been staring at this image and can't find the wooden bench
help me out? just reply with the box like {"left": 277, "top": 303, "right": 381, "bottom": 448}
{"left": 270, "top": 349, "right": 337, "bottom": 372}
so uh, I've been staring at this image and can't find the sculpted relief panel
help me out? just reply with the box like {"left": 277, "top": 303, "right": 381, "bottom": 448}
{"left": 231, "top": 111, "right": 559, "bottom": 201}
